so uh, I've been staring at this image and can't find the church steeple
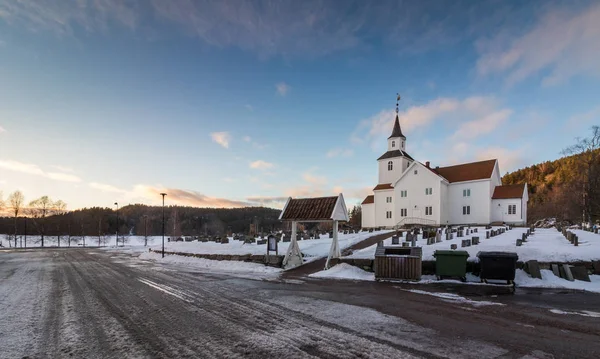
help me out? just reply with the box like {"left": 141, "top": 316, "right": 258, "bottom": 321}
{"left": 388, "top": 94, "right": 405, "bottom": 139}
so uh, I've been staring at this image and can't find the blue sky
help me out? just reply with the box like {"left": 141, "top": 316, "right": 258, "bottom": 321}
{"left": 0, "top": 0, "right": 599, "bottom": 210}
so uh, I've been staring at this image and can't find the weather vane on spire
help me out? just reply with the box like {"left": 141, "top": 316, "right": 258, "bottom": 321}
{"left": 396, "top": 93, "right": 401, "bottom": 114}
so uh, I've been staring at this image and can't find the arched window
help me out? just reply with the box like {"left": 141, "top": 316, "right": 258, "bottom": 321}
{"left": 388, "top": 161, "right": 393, "bottom": 171}
{"left": 391, "top": 140, "right": 395, "bottom": 148}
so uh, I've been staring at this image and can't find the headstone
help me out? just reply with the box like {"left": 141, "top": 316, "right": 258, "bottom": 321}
{"left": 427, "top": 238, "right": 435, "bottom": 245}
{"left": 257, "top": 239, "right": 267, "bottom": 245}
{"left": 283, "top": 236, "right": 291, "bottom": 243}
{"left": 461, "top": 239, "right": 471, "bottom": 247}
{"left": 516, "top": 239, "right": 522, "bottom": 246}
{"left": 406, "top": 233, "right": 413, "bottom": 242}
{"left": 551, "top": 264, "right": 561, "bottom": 277}
{"left": 445, "top": 232, "right": 451, "bottom": 241}
{"left": 398, "top": 230, "right": 404, "bottom": 237}
{"left": 368, "top": 228, "right": 373, "bottom": 233}
{"left": 486, "top": 231, "right": 490, "bottom": 239}
{"left": 221, "top": 237, "right": 230, "bottom": 244}
{"left": 594, "top": 228, "right": 598, "bottom": 234}
{"left": 474, "top": 228, "right": 478, "bottom": 233}
{"left": 592, "top": 261, "right": 600, "bottom": 275}
{"left": 329, "top": 232, "right": 334, "bottom": 238}
{"left": 450, "top": 244, "right": 457, "bottom": 250}
{"left": 570, "top": 266, "right": 591, "bottom": 282}
{"left": 573, "top": 235, "right": 578, "bottom": 246}
{"left": 560, "top": 264, "right": 574, "bottom": 281}
{"left": 377, "top": 240, "right": 384, "bottom": 247}
{"left": 435, "top": 232, "right": 442, "bottom": 243}
{"left": 402, "top": 242, "right": 410, "bottom": 247}
{"left": 524, "top": 260, "right": 542, "bottom": 279}
{"left": 392, "top": 235, "right": 400, "bottom": 245}
{"left": 472, "top": 236, "right": 479, "bottom": 245}
{"left": 522, "top": 233, "right": 527, "bottom": 242}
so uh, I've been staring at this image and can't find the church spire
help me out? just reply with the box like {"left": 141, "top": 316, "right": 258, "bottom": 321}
{"left": 388, "top": 93, "right": 405, "bottom": 139}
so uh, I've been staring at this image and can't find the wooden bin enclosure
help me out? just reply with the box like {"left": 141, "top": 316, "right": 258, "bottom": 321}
{"left": 375, "top": 246, "right": 422, "bottom": 281}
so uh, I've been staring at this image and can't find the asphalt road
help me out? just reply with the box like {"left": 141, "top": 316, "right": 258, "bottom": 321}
{"left": 1, "top": 249, "right": 599, "bottom": 359}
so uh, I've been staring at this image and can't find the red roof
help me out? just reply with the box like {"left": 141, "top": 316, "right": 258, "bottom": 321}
{"left": 362, "top": 195, "right": 374, "bottom": 204}
{"left": 373, "top": 183, "right": 393, "bottom": 191}
{"left": 492, "top": 184, "right": 526, "bottom": 199}
{"left": 280, "top": 196, "right": 339, "bottom": 221}
{"left": 432, "top": 159, "right": 496, "bottom": 183}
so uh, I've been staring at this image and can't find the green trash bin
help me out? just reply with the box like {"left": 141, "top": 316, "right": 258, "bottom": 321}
{"left": 433, "top": 250, "right": 469, "bottom": 281}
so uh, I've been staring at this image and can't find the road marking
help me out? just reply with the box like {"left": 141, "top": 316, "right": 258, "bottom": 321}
{"left": 138, "top": 278, "right": 193, "bottom": 303}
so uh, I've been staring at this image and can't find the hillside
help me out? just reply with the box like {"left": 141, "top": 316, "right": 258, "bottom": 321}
{"left": 502, "top": 149, "right": 600, "bottom": 223}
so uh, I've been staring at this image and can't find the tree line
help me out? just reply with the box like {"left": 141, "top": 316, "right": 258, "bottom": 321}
{"left": 502, "top": 126, "right": 600, "bottom": 224}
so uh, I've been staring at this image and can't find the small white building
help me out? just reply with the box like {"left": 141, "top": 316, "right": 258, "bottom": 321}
{"left": 361, "top": 112, "right": 528, "bottom": 228}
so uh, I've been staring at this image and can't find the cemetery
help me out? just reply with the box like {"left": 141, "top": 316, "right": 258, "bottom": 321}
{"left": 325, "top": 225, "right": 600, "bottom": 291}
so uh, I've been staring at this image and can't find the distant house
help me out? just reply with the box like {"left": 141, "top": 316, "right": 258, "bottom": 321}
{"left": 361, "top": 113, "right": 528, "bottom": 228}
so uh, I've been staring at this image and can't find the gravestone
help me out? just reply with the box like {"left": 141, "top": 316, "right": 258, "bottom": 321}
{"left": 402, "top": 242, "right": 410, "bottom": 247}
{"left": 450, "top": 244, "right": 457, "bottom": 250}
{"left": 392, "top": 235, "right": 400, "bottom": 245}
{"left": 461, "top": 239, "right": 471, "bottom": 247}
{"left": 472, "top": 236, "right": 479, "bottom": 245}
{"left": 594, "top": 228, "right": 598, "bottom": 234}
{"left": 551, "top": 264, "right": 561, "bottom": 277}
{"left": 445, "top": 232, "right": 451, "bottom": 241}
{"left": 343, "top": 230, "right": 349, "bottom": 235}
{"left": 573, "top": 235, "right": 579, "bottom": 246}
{"left": 368, "top": 228, "right": 373, "bottom": 233}
{"left": 257, "top": 239, "right": 267, "bottom": 245}
{"left": 435, "top": 232, "right": 442, "bottom": 243}
{"left": 560, "top": 264, "right": 574, "bottom": 281}
{"left": 516, "top": 239, "right": 522, "bottom": 246}
{"left": 592, "top": 261, "right": 600, "bottom": 275}
{"left": 570, "top": 266, "right": 591, "bottom": 282}
{"left": 377, "top": 240, "right": 384, "bottom": 247}
{"left": 422, "top": 231, "right": 429, "bottom": 240}
{"left": 406, "top": 233, "right": 413, "bottom": 242}
{"left": 283, "top": 236, "right": 291, "bottom": 243}
{"left": 398, "top": 230, "right": 404, "bottom": 237}
{"left": 329, "top": 232, "right": 334, "bottom": 238}
{"left": 474, "top": 228, "right": 478, "bottom": 233}
{"left": 486, "top": 231, "right": 490, "bottom": 239}
{"left": 221, "top": 237, "right": 230, "bottom": 244}
{"left": 522, "top": 233, "right": 527, "bottom": 242}
{"left": 524, "top": 260, "right": 542, "bottom": 279}
{"left": 427, "top": 238, "right": 435, "bottom": 245}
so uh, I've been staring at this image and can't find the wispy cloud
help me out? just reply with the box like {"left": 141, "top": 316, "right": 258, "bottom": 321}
{"left": 476, "top": 3, "right": 600, "bottom": 86}
{"left": 134, "top": 185, "right": 251, "bottom": 208}
{"left": 210, "top": 131, "right": 231, "bottom": 149}
{"left": 451, "top": 109, "right": 512, "bottom": 140}
{"left": 0, "top": 159, "right": 81, "bottom": 182}
{"left": 352, "top": 96, "right": 508, "bottom": 148}
{"left": 50, "top": 165, "right": 75, "bottom": 173}
{"left": 0, "top": 126, "right": 5, "bottom": 134}
{"left": 249, "top": 160, "right": 274, "bottom": 170}
{"left": 326, "top": 148, "right": 354, "bottom": 158}
{"left": 275, "top": 82, "right": 290, "bottom": 96}
{"left": 244, "top": 104, "right": 254, "bottom": 111}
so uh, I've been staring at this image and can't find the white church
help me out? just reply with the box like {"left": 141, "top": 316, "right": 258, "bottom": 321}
{"left": 361, "top": 106, "right": 528, "bottom": 229}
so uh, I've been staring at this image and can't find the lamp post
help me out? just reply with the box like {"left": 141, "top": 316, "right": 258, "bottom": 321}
{"left": 160, "top": 193, "right": 167, "bottom": 258}
{"left": 114, "top": 202, "right": 119, "bottom": 247}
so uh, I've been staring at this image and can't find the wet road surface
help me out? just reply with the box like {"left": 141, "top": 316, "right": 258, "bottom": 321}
{"left": 1, "top": 249, "right": 599, "bottom": 358}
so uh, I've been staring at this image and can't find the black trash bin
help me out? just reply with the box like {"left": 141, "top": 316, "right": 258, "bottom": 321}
{"left": 477, "top": 251, "right": 518, "bottom": 285}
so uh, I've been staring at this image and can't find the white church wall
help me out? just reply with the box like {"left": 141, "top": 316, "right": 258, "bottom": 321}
{"left": 378, "top": 159, "right": 402, "bottom": 184}
{"left": 440, "top": 182, "right": 450, "bottom": 225}
{"left": 361, "top": 203, "right": 375, "bottom": 228}
{"left": 394, "top": 163, "right": 442, "bottom": 225}
{"left": 374, "top": 189, "right": 395, "bottom": 227}
{"left": 491, "top": 198, "right": 525, "bottom": 225}
{"left": 447, "top": 179, "right": 492, "bottom": 225}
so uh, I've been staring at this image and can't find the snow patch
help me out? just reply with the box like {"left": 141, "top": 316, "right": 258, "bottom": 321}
{"left": 403, "top": 289, "right": 505, "bottom": 307}
{"left": 309, "top": 263, "right": 375, "bottom": 281}
{"left": 549, "top": 309, "right": 600, "bottom": 318}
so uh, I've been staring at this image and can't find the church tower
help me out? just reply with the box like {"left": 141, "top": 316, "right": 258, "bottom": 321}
{"left": 377, "top": 94, "right": 414, "bottom": 184}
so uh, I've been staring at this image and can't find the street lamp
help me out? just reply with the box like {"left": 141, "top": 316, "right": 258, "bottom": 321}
{"left": 114, "top": 202, "right": 119, "bottom": 247}
{"left": 160, "top": 193, "right": 167, "bottom": 258}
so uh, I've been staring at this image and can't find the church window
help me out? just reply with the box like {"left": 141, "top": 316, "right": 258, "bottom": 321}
{"left": 414, "top": 169, "right": 418, "bottom": 175}
{"left": 463, "top": 189, "right": 471, "bottom": 197}
{"left": 392, "top": 140, "right": 395, "bottom": 148}
{"left": 386, "top": 211, "right": 392, "bottom": 219}
{"left": 508, "top": 204, "right": 516, "bottom": 215}
{"left": 425, "top": 206, "right": 432, "bottom": 216}
{"left": 388, "top": 161, "right": 393, "bottom": 171}
{"left": 462, "top": 206, "right": 471, "bottom": 215}
{"left": 425, "top": 188, "right": 432, "bottom": 195}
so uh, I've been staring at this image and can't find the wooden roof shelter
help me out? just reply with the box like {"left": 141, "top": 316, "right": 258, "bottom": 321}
{"left": 278, "top": 194, "right": 348, "bottom": 270}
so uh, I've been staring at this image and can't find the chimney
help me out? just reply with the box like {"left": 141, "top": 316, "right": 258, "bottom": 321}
{"left": 425, "top": 161, "right": 430, "bottom": 168}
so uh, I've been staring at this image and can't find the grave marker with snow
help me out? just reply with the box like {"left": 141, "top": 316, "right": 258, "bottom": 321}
{"left": 279, "top": 194, "right": 349, "bottom": 270}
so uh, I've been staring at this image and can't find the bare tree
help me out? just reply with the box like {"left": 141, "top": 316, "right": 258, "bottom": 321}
{"left": 8, "top": 191, "right": 25, "bottom": 248}
{"left": 28, "top": 196, "right": 54, "bottom": 247}
{"left": 53, "top": 200, "right": 67, "bottom": 247}
{"left": 562, "top": 126, "right": 600, "bottom": 224}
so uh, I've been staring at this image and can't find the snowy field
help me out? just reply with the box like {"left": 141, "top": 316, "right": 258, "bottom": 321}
{"left": 347, "top": 227, "right": 600, "bottom": 263}
{"left": 146, "top": 230, "right": 392, "bottom": 259}
{"left": 310, "top": 263, "right": 600, "bottom": 293}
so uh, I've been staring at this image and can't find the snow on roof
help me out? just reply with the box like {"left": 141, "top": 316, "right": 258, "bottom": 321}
{"left": 492, "top": 184, "right": 526, "bottom": 199}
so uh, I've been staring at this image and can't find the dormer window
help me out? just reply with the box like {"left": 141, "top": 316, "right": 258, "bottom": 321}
{"left": 391, "top": 140, "right": 395, "bottom": 148}
{"left": 388, "top": 161, "right": 393, "bottom": 171}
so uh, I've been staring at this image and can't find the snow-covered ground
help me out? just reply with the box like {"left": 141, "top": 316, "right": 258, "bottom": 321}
{"left": 145, "top": 230, "right": 392, "bottom": 259}
{"left": 347, "top": 227, "right": 600, "bottom": 263}
{"left": 138, "top": 251, "right": 282, "bottom": 275}
{"left": 310, "top": 263, "right": 600, "bottom": 293}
